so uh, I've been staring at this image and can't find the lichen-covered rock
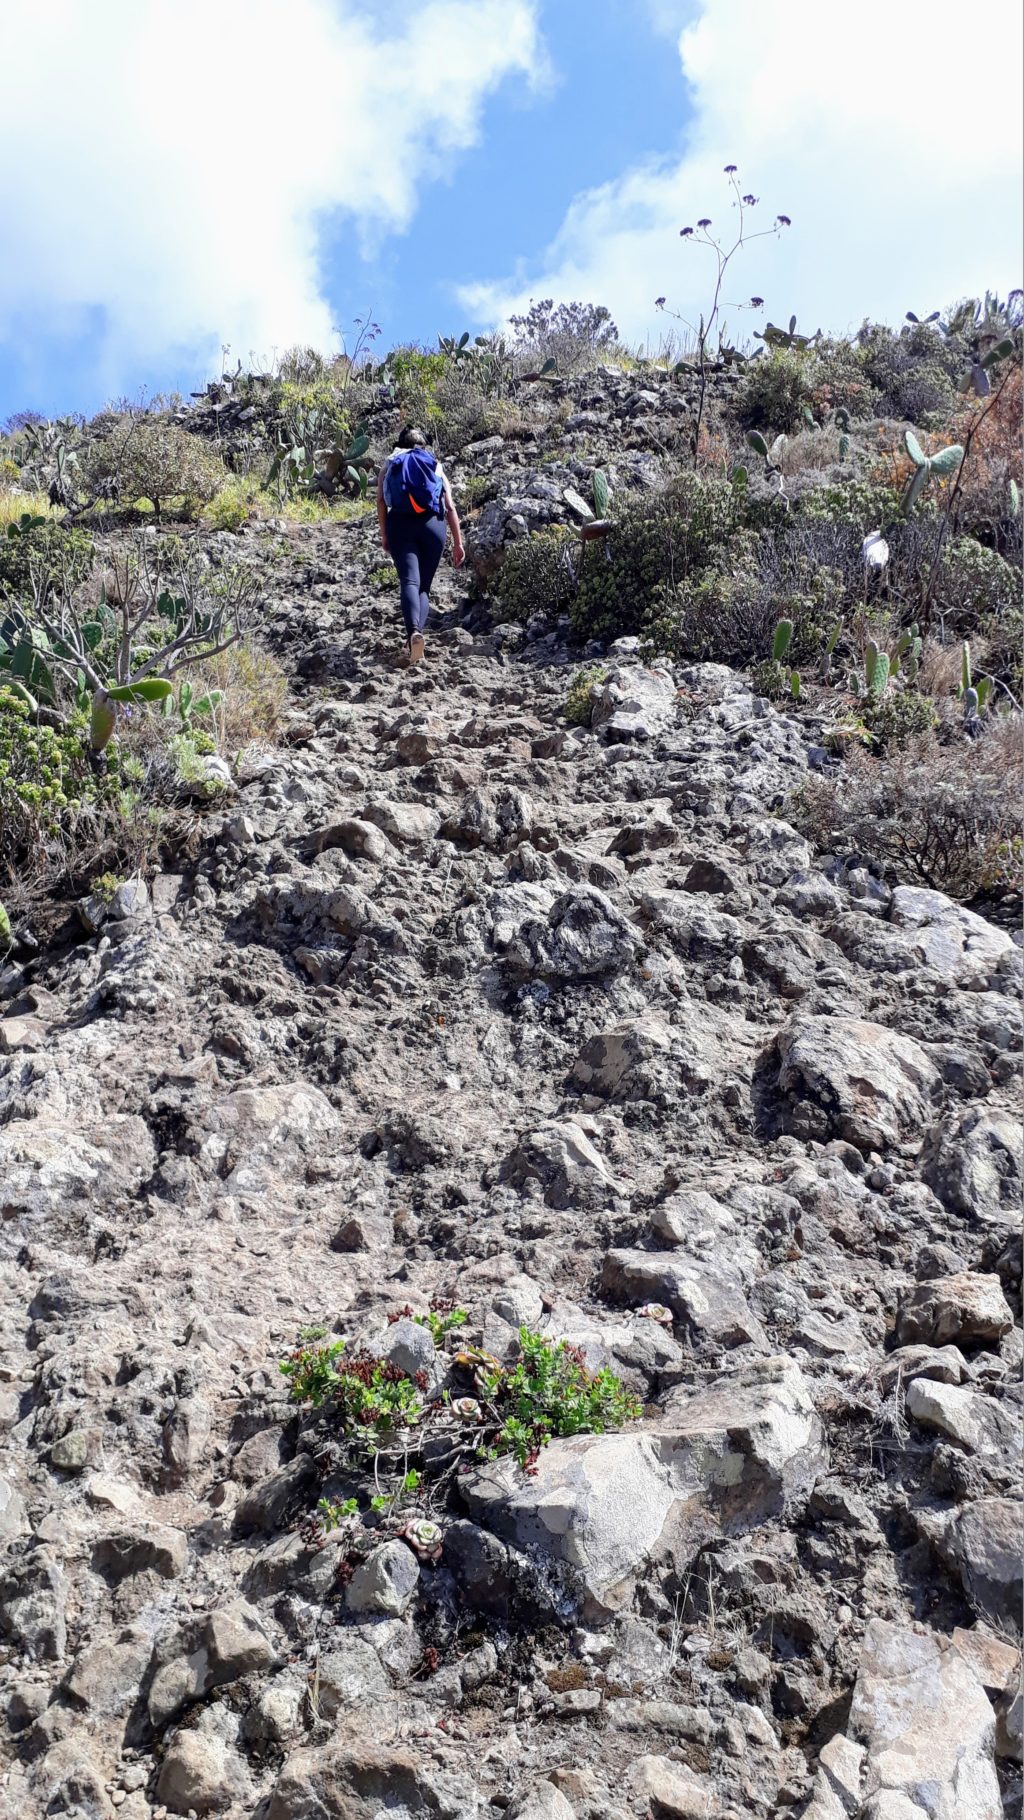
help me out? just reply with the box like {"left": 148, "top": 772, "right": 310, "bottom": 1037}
{"left": 774, "top": 1015, "right": 941, "bottom": 1150}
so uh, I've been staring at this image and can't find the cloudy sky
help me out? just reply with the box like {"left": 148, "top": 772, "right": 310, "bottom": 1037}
{"left": 1, "top": 0, "right": 1021, "bottom": 418}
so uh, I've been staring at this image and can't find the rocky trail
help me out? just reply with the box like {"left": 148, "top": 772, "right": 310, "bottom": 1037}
{"left": 0, "top": 476, "right": 1021, "bottom": 1820}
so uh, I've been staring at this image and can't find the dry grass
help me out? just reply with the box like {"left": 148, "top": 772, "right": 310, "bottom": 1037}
{"left": 202, "top": 636, "right": 288, "bottom": 749}
{"left": 0, "top": 488, "right": 59, "bottom": 527}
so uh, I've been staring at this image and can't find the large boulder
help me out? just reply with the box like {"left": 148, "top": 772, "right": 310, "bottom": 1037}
{"left": 462, "top": 1357, "right": 824, "bottom": 1619}
{"left": 265, "top": 1743, "right": 487, "bottom": 1819}
{"left": 846, "top": 1619, "right": 1001, "bottom": 1818}
{"left": 923, "top": 1107, "right": 1023, "bottom": 1227}
{"left": 774, "top": 1016, "right": 941, "bottom": 1151}
{"left": 925, "top": 1498, "right": 1024, "bottom": 1631}
{"left": 888, "top": 884, "right": 1015, "bottom": 986}
{"left": 490, "top": 883, "right": 640, "bottom": 979}
{"left": 504, "top": 1120, "right": 618, "bottom": 1209}
{"left": 195, "top": 1083, "right": 341, "bottom": 1191}
{"left": 0, "top": 1115, "right": 156, "bottom": 1240}
{"left": 591, "top": 664, "right": 677, "bottom": 744}
{"left": 601, "top": 1249, "right": 767, "bottom": 1349}
{"left": 895, "top": 1272, "right": 1014, "bottom": 1348}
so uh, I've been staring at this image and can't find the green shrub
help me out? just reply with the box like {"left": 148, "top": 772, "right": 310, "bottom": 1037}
{"left": 565, "top": 664, "right": 607, "bottom": 725}
{"left": 481, "top": 1328, "right": 641, "bottom": 1470}
{"left": 939, "top": 537, "right": 1020, "bottom": 627}
{"left": 203, "top": 475, "right": 268, "bottom": 531}
{"left": 0, "top": 517, "right": 94, "bottom": 600}
{"left": 855, "top": 321, "right": 960, "bottom": 422}
{"left": 798, "top": 480, "right": 904, "bottom": 532}
{"left": 738, "top": 349, "right": 813, "bottom": 432}
{"left": 571, "top": 475, "right": 739, "bottom": 647}
{"left": 508, "top": 298, "right": 619, "bottom": 375}
{"left": 865, "top": 689, "right": 937, "bottom": 749}
{"left": 0, "top": 686, "right": 110, "bottom": 878}
{"left": 492, "top": 527, "right": 578, "bottom": 624}
{"left": 83, "top": 417, "right": 226, "bottom": 516}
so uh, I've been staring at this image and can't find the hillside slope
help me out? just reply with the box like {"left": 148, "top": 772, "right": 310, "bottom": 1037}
{"left": 0, "top": 356, "right": 1021, "bottom": 1820}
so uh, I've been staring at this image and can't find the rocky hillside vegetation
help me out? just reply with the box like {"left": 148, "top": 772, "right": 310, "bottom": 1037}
{"left": 0, "top": 298, "right": 1022, "bottom": 1820}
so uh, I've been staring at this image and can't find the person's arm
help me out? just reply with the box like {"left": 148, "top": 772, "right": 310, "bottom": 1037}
{"left": 377, "top": 466, "right": 389, "bottom": 553}
{"left": 443, "top": 475, "right": 465, "bottom": 566}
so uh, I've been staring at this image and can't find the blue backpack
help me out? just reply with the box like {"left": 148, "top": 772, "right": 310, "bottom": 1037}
{"left": 383, "top": 448, "right": 445, "bottom": 518}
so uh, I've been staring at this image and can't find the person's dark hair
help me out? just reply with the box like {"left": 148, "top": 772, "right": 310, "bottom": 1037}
{"left": 397, "top": 423, "right": 429, "bottom": 449}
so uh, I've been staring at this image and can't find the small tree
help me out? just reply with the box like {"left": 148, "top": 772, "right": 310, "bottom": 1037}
{"left": 83, "top": 415, "right": 224, "bottom": 518}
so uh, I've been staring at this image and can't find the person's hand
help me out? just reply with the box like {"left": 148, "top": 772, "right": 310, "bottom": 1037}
{"left": 452, "top": 540, "right": 466, "bottom": 568}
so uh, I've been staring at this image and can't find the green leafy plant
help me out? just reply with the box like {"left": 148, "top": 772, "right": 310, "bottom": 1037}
{"left": 317, "top": 1495, "right": 359, "bottom": 1533}
{"left": 280, "top": 1341, "right": 425, "bottom": 1454}
{"left": 82, "top": 414, "right": 225, "bottom": 518}
{"left": 0, "top": 900, "right": 12, "bottom": 951}
{"left": 413, "top": 1303, "right": 468, "bottom": 1346}
{"left": 480, "top": 1328, "right": 641, "bottom": 1470}
{"left": 564, "top": 663, "right": 607, "bottom": 726}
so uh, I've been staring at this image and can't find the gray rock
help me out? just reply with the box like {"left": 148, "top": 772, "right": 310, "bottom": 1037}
{"left": 265, "top": 1743, "right": 487, "bottom": 1820}
{"left": 313, "top": 1635, "right": 392, "bottom": 1716}
{"left": 505, "top": 1119, "right": 617, "bottom": 1208}
{"left": 345, "top": 1541, "right": 419, "bottom": 1617}
{"left": 924, "top": 1107, "right": 1023, "bottom": 1227}
{"left": 0, "top": 1474, "right": 28, "bottom": 1537}
{"left": 846, "top": 1618, "right": 1001, "bottom": 1818}
{"left": 895, "top": 1272, "right": 1014, "bottom": 1348}
{"left": 591, "top": 664, "right": 676, "bottom": 743}
{"left": 601, "top": 1248, "right": 767, "bottom": 1348}
{"left": 149, "top": 1601, "right": 277, "bottom": 1726}
{"left": 156, "top": 1729, "right": 245, "bottom": 1815}
{"left": 927, "top": 1498, "right": 1023, "bottom": 1630}
{"left": 491, "top": 882, "right": 640, "bottom": 979}
{"left": 631, "top": 1755, "right": 712, "bottom": 1817}
{"left": 905, "top": 1378, "right": 1021, "bottom": 1457}
{"left": 888, "top": 884, "right": 1014, "bottom": 986}
{"left": 507, "top": 1783, "right": 577, "bottom": 1820}
{"left": 368, "top": 1316, "right": 439, "bottom": 1391}
{"left": 775, "top": 1015, "right": 941, "bottom": 1151}
{"left": 463, "top": 1356, "right": 823, "bottom": 1619}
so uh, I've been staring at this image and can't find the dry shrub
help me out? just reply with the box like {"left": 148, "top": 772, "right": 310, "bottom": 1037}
{"left": 201, "top": 636, "right": 287, "bottom": 748}
{"left": 918, "top": 637, "right": 975, "bottom": 698}
{"left": 781, "top": 428, "right": 843, "bottom": 474}
{"left": 951, "top": 365, "right": 1023, "bottom": 544}
{"left": 795, "top": 720, "right": 1023, "bottom": 900}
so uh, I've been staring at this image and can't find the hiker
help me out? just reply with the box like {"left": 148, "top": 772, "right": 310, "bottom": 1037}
{"left": 377, "top": 425, "right": 465, "bottom": 663}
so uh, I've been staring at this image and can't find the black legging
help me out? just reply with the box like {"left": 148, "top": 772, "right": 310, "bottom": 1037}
{"left": 387, "top": 510, "right": 447, "bottom": 638}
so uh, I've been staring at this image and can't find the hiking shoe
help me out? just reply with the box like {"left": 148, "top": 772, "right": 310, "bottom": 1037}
{"left": 409, "top": 632, "right": 426, "bottom": 664}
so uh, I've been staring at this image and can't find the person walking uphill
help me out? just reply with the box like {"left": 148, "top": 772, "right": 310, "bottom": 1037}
{"left": 377, "top": 425, "right": 465, "bottom": 664}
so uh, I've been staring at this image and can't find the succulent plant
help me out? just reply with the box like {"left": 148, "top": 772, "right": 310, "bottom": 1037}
{"left": 772, "top": 618, "right": 794, "bottom": 663}
{"left": 592, "top": 469, "right": 610, "bottom": 517}
{"left": 401, "top": 1519, "right": 443, "bottom": 1562}
{"left": 0, "top": 902, "right": 12, "bottom": 953}
{"left": 864, "top": 640, "right": 891, "bottom": 702}
{"left": 901, "top": 430, "right": 964, "bottom": 513}
{"left": 636, "top": 1303, "right": 674, "bottom": 1326}
{"left": 452, "top": 1397, "right": 482, "bottom": 1424}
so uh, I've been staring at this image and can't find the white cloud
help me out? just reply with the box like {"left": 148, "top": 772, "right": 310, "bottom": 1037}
{"left": 0, "top": 0, "right": 543, "bottom": 394}
{"left": 460, "top": 0, "right": 1024, "bottom": 350}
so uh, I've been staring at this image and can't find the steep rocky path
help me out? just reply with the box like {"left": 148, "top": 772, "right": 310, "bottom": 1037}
{"left": 0, "top": 509, "right": 1021, "bottom": 1820}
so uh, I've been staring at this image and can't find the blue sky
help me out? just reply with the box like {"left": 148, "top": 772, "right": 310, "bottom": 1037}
{"left": 1, "top": 0, "right": 1021, "bottom": 424}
